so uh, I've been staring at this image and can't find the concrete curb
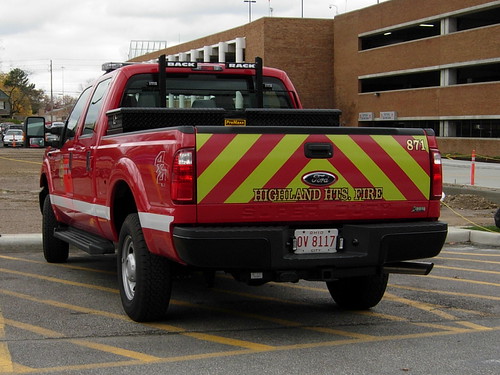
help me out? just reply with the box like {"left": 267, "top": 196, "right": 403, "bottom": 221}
{"left": 2, "top": 229, "right": 499, "bottom": 253}
{"left": 446, "top": 227, "right": 500, "bottom": 247}
{"left": 0, "top": 234, "right": 42, "bottom": 252}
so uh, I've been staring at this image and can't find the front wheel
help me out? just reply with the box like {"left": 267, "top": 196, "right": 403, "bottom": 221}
{"left": 326, "top": 273, "right": 389, "bottom": 310}
{"left": 117, "top": 213, "right": 172, "bottom": 322}
{"left": 42, "top": 195, "right": 69, "bottom": 263}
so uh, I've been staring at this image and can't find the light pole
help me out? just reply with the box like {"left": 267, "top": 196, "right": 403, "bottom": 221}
{"left": 244, "top": 0, "right": 256, "bottom": 23}
{"left": 61, "top": 66, "right": 65, "bottom": 105}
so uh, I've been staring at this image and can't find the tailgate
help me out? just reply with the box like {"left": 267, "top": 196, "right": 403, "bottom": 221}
{"left": 195, "top": 127, "right": 434, "bottom": 224}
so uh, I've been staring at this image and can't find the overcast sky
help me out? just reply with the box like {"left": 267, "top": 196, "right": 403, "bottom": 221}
{"left": 0, "top": 0, "right": 387, "bottom": 98}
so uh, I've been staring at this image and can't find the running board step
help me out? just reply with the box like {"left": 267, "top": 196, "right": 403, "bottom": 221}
{"left": 54, "top": 227, "right": 115, "bottom": 255}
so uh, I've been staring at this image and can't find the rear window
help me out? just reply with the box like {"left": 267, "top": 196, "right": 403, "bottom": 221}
{"left": 121, "top": 73, "right": 293, "bottom": 110}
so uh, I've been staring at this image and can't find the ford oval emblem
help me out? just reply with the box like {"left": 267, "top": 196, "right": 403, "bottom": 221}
{"left": 302, "top": 171, "right": 337, "bottom": 186}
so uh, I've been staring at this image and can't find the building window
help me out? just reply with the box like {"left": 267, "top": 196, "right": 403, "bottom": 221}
{"left": 360, "top": 22, "right": 440, "bottom": 50}
{"left": 456, "top": 62, "right": 500, "bottom": 84}
{"left": 376, "top": 120, "right": 441, "bottom": 135}
{"left": 455, "top": 6, "right": 500, "bottom": 31}
{"left": 359, "top": 6, "right": 500, "bottom": 51}
{"left": 0, "top": 101, "right": 5, "bottom": 110}
{"left": 360, "top": 71, "right": 440, "bottom": 93}
{"left": 453, "top": 119, "right": 500, "bottom": 138}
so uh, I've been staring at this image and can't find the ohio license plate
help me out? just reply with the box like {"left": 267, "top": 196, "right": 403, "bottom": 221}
{"left": 294, "top": 229, "right": 338, "bottom": 254}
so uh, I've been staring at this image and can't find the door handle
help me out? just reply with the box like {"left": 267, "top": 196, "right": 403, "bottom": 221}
{"left": 86, "top": 151, "right": 92, "bottom": 172}
{"left": 304, "top": 142, "right": 333, "bottom": 158}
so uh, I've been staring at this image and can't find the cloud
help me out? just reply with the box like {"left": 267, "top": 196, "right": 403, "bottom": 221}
{"left": 1, "top": 0, "right": 385, "bottom": 96}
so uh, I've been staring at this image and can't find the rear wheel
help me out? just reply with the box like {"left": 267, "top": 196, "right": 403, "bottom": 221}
{"left": 326, "top": 274, "right": 389, "bottom": 309}
{"left": 42, "top": 195, "right": 69, "bottom": 263}
{"left": 118, "top": 213, "right": 172, "bottom": 322}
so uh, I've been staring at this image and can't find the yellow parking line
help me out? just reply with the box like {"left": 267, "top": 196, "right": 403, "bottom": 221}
{"left": 183, "top": 332, "right": 274, "bottom": 351}
{"left": 412, "top": 322, "right": 466, "bottom": 332}
{"left": 6, "top": 350, "right": 256, "bottom": 374}
{"left": 11, "top": 363, "right": 34, "bottom": 372}
{"left": 354, "top": 310, "right": 408, "bottom": 322}
{"left": 390, "top": 284, "right": 500, "bottom": 301}
{"left": 274, "top": 326, "right": 500, "bottom": 351}
{"left": 213, "top": 287, "right": 312, "bottom": 305}
{"left": 2, "top": 291, "right": 500, "bottom": 373}
{"left": 0, "top": 155, "right": 42, "bottom": 165}
{"left": 434, "top": 265, "right": 500, "bottom": 275}
{"left": 305, "top": 327, "right": 376, "bottom": 340}
{"left": 7, "top": 326, "right": 500, "bottom": 375}
{"left": 0, "top": 310, "right": 14, "bottom": 374}
{"left": 177, "top": 295, "right": 379, "bottom": 340}
{"left": 440, "top": 251, "right": 500, "bottom": 257}
{"left": 1, "top": 289, "right": 126, "bottom": 321}
{"left": 0, "top": 268, "right": 117, "bottom": 294}
{"left": 385, "top": 292, "right": 458, "bottom": 320}
{"left": 455, "top": 321, "right": 493, "bottom": 330}
{"left": 69, "top": 340, "right": 162, "bottom": 362}
{"left": 2, "top": 256, "right": 497, "bottom": 359}
{"left": 5, "top": 318, "right": 161, "bottom": 362}
{"left": 264, "top": 282, "right": 420, "bottom": 322}
{"left": 4, "top": 319, "right": 63, "bottom": 338}
{"left": 438, "top": 257, "right": 500, "bottom": 265}
{"left": 0, "top": 255, "right": 116, "bottom": 275}
{"left": 216, "top": 282, "right": 416, "bottom": 323}
{"left": 424, "top": 274, "right": 500, "bottom": 287}
{"left": 0, "top": 290, "right": 273, "bottom": 350}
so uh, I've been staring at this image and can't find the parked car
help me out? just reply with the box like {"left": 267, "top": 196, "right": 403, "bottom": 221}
{"left": 3, "top": 129, "right": 24, "bottom": 147}
{"left": 1, "top": 122, "right": 16, "bottom": 140}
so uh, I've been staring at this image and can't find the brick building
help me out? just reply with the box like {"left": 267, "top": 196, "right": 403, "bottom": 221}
{"left": 131, "top": 0, "right": 500, "bottom": 155}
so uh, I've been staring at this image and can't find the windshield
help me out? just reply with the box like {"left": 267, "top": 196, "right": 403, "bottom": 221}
{"left": 6, "top": 130, "right": 23, "bottom": 135}
{"left": 121, "top": 73, "right": 293, "bottom": 110}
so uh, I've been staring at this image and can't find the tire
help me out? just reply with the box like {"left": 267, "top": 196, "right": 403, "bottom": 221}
{"left": 42, "top": 195, "right": 69, "bottom": 263}
{"left": 117, "top": 213, "right": 172, "bottom": 322}
{"left": 326, "top": 273, "right": 389, "bottom": 310}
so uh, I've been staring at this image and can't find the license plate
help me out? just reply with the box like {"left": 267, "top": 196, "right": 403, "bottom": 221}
{"left": 294, "top": 229, "right": 338, "bottom": 254}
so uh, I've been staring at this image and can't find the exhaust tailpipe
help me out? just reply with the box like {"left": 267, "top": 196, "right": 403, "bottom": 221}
{"left": 383, "top": 261, "right": 434, "bottom": 275}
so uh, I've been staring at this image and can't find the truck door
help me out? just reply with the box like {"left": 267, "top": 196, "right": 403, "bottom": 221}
{"left": 70, "top": 78, "right": 112, "bottom": 233}
{"left": 46, "top": 87, "right": 92, "bottom": 223}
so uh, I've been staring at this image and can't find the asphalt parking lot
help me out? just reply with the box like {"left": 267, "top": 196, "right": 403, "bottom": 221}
{"left": 1, "top": 243, "right": 499, "bottom": 375}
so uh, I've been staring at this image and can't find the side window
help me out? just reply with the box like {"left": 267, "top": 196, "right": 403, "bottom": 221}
{"left": 65, "top": 87, "right": 92, "bottom": 142}
{"left": 82, "top": 78, "right": 112, "bottom": 135}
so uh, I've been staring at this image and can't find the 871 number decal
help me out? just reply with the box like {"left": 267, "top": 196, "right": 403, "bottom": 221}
{"left": 406, "top": 139, "right": 426, "bottom": 151}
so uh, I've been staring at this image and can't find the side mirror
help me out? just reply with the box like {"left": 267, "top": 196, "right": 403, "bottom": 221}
{"left": 47, "top": 126, "right": 64, "bottom": 148}
{"left": 50, "top": 126, "right": 64, "bottom": 135}
{"left": 24, "top": 116, "right": 46, "bottom": 148}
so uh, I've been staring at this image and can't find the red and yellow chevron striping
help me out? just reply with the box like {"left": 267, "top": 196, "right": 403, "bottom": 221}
{"left": 196, "top": 133, "right": 431, "bottom": 205}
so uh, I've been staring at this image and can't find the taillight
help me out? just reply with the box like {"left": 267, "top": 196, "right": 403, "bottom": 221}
{"left": 171, "top": 149, "right": 195, "bottom": 203}
{"left": 430, "top": 149, "right": 443, "bottom": 200}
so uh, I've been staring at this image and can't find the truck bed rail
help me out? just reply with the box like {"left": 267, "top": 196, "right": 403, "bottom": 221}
{"left": 106, "top": 108, "right": 341, "bottom": 134}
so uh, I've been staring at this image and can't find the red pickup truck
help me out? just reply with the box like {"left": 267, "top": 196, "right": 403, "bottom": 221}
{"left": 38, "top": 57, "right": 447, "bottom": 321}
